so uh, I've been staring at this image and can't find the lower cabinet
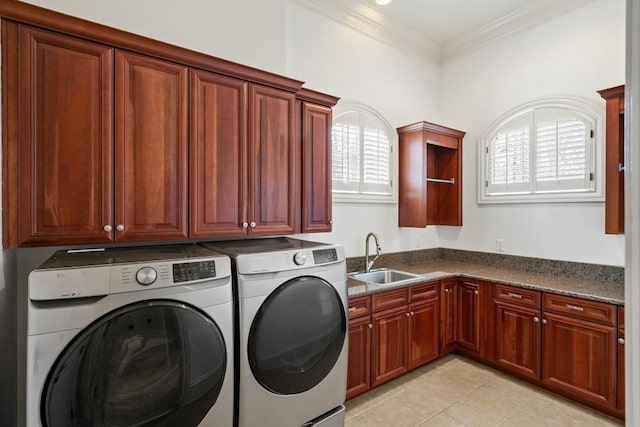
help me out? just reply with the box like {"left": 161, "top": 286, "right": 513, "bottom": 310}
{"left": 346, "top": 314, "right": 372, "bottom": 400}
{"left": 348, "top": 278, "right": 624, "bottom": 420}
{"left": 494, "top": 284, "right": 542, "bottom": 380}
{"left": 617, "top": 306, "right": 625, "bottom": 413}
{"left": 347, "top": 281, "right": 439, "bottom": 398}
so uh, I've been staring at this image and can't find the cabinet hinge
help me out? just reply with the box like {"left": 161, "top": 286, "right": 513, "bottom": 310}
{"left": 486, "top": 146, "right": 489, "bottom": 154}
{"left": 589, "top": 172, "right": 594, "bottom": 181}
{"left": 590, "top": 129, "right": 594, "bottom": 138}
{"left": 485, "top": 180, "right": 489, "bottom": 188}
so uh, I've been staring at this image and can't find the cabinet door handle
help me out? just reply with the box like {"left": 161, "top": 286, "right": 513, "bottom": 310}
{"left": 566, "top": 304, "right": 584, "bottom": 312}
{"left": 618, "top": 337, "right": 625, "bottom": 345}
{"left": 116, "top": 224, "right": 124, "bottom": 232}
{"left": 329, "top": 220, "right": 333, "bottom": 225}
{"left": 250, "top": 221, "right": 256, "bottom": 228}
{"left": 508, "top": 292, "right": 523, "bottom": 299}
{"left": 103, "top": 224, "right": 112, "bottom": 232}
{"left": 348, "top": 307, "right": 357, "bottom": 312}
{"left": 405, "top": 312, "right": 410, "bottom": 317}
{"left": 368, "top": 324, "right": 373, "bottom": 329}
{"left": 474, "top": 290, "right": 479, "bottom": 295}
{"left": 542, "top": 319, "right": 548, "bottom": 325}
{"left": 242, "top": 222, "right": 249, "bottom": 228}
{"left": 444, "top": 288, "right": 450, "bottom": 293}
{"left": 410, "top": 311, "right": 415, "bottom": 316}
{"left": 533, "top": 317, "right": 540, "bottom": 323}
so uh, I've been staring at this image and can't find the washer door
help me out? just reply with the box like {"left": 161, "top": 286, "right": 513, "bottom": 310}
{"left": 41, "top": 300, "right": 227, "bottom": 427}
{"left": 248, "top": 276, "right": 346, "bottom": 395}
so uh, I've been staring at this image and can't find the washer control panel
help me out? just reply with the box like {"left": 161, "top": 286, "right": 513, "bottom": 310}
{"left": 293, "top": 252, "right": 307, "bottom": 266}
{"left": 172, "top": 260, "right": 217, "bottom": 283}
{"left": 136, "top": 266, "right": 158, "bottom": 285}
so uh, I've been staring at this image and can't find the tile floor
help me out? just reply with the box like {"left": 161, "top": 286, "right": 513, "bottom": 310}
{"left": 345, "top": 355, "right": 623, "bottom": 427}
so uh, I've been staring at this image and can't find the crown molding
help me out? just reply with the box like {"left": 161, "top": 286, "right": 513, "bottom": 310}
{"left": 293, "top": 0, "right": 597, "bottom": 64}
{"left": 292, "top": 0, "right": 441, "bottom": 63}
{"left": 441, "top": 0, "right": 597, "bottom": 62}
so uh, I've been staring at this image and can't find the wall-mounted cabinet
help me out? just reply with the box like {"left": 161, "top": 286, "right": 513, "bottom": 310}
{"left": 397, "top": 121, "right": 465, "bottom": 227}
{"left": 598, "top": 85, "right": 625, "bottom": 235}
{"left": 1, "top": 2, "right": 338, "bottom": 247}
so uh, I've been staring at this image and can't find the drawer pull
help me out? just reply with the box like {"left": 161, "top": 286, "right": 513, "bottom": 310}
{"left": 348, "top": 307, "right": 357, "bottom": 312}
{"left": 508, "top": 292, "right": 523, "bottom": 299}
{"left": 566, "top": 304, "right": 584, "bottom": 312}
{"left": 618, "top": 337, "right": 625, "bottom": 345}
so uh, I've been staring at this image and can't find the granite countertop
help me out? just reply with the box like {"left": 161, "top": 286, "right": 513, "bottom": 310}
{"left": 347, "top": 259, "right": 625, "bottom": 305}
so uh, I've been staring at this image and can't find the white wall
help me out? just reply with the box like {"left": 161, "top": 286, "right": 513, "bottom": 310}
{"left": 438, "top": 0, "right": 626, "bottom": 266}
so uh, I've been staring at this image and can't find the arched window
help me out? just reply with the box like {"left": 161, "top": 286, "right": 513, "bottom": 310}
{"left": 331, "top": 101, "right": 395, "bottom": 202}
{"left": 479, "top": 98, "right": 603, "bottom": 203}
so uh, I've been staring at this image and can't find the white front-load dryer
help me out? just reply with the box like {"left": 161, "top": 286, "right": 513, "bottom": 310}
{"left": 202, "top": 238, "right": 348, "bottom": 427}
{"left": 26, "top": 244, "right": 234, "bottom": 427}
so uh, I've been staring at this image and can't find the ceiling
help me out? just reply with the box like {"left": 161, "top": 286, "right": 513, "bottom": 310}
{"left": 294, "top": 0, "right": 597, "bottom": 62}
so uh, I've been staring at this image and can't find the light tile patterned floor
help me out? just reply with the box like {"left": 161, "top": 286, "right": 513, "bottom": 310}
{"left": 345, "top": 355, "right": 623, "bottom": 427}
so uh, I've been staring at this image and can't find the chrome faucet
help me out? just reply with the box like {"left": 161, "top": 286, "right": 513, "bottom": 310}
{"left": 364, "top": 232, "right": 382, "bottom": 273}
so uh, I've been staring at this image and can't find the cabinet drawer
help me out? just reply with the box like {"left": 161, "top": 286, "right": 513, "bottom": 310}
{"left": 618, "top": 306, "right": 624, "bottom": 329}
{"left": 495, "top": 284, "right": 541, "bottom": 309}
{"left": 543, "top": 293, "right": 616, "bottom": 326}
{"left": 372, "top": 288, "right": 409, "bottom": 312}
{"left": 348, "top": 296, "right": 371, "bottom": 319}
{"left": 410, "top": 282, "right": 438, "bottom": 302}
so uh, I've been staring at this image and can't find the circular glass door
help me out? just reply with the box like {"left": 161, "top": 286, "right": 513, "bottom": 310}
{"left": 248, "top": 276, "right": 346, "bottom": 395}
{"left": 41, "top": 300, "right": 227, "bottom": 427}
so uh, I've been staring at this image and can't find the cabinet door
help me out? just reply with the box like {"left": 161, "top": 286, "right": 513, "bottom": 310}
{"left": 301, "top": 102, "right": 332, "bottom": 233}
{"left": 346, "top": 315, "right": 372, "bottom": 400}
{"left": 542, "top": 312, "right": 617, "bottom": 409}
{"left": 115, "top": 50, "right": 188, "bottom": 241}
{"left": 248, "top": 84, "right": 299, "bottom": 235}
{"left": 440, "top": 279, "right": 457, "bottom": 355}
{"left": 457, "top": 281, "right": 481, "bottom": 354}
{"left": 190, "top": 69, "right": 248, "bottom": 238}
{"left": 11, "top": 25, "right": 114, "bottom": 246}
{"left": 409, "top": 300, "right": 439, "bottom": 370}
{"left": 495, "top": 301, "right": 541, "bottom": 380}
{"left": 617, "top": 326, "right": 625, "bottom": 412}
{"left": 372, "top": 306, "right": 409, "bottom": 387}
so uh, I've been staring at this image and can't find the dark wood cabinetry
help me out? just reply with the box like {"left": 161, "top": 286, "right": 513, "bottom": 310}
{"left": 440, "top": 278, "right": 457, "bottom": 355}
{"left": 494, "top": 285, "right": 542, "bottom": 380}
{"left": 4, "top": 24, "right": 114, "bottom": 246}
{"left": 617, "top": 306, "right": 625, "bottom": 412}
{"left": 541, "top": 294, "right": 617, "bottom": 409}
{"left": 346, "top": 296, "right": 372, "bottom": 400}
{"left": 372, "top": 304, "right": 409, "bottom": 386}
{"left": 190, "top": 70, "right": 247, "bottom": 238}
{"left": 456, "top": 280, "right": 482, "bottom": 355}
{"left": 598, "top": 85, "right": 625, "bottom": 235}
{"left": 408, "top": 282, "right": 440, "bottom": 369}
{"left": 115, "top": 50, "right": 189, "bottom": 241}
{"left": 398, "top": 121, "right": 465, "bottom": 227}
{"left": 2, "top": 3, "right": 338, "bottom": 247}
{"left": 297, "top": 89, "right": 339, "bottom": 233}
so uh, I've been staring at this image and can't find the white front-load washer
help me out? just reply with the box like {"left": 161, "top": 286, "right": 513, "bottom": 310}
{"left": 26, "top": 244, "right": 234, "bottom": 427}
{"left": 201, "top": 238, "right": 347, "bottom": 427}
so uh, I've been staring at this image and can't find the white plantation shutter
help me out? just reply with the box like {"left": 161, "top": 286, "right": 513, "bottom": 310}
{"left": 332, "top": 108, "right": 393, "bottom": 196}
{"left": 483, "top": 102, "right": 597, "bottom": 201}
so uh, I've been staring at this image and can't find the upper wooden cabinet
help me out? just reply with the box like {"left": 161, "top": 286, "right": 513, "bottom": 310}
{"left": 398, "top": 121, "right": 465, "bottom": 227}
{"left": 189, "top": 69, "right": 248, "bottom": 238}
{"left": 1, "top": 3, "right": 338, "bottom": 247}
{"left": 297, "top": 89, "right": 339, "bottom": 233}
{"left": 4, "top": 24, "right": 114, "bottom": 246}
{"left": 598, "top": 85, "right": 625, "bottom": 234}
{"left": 115, "top": 50, "right": 189, "bottom": 241}
{"left": 248, "top": 84, "right": 299, "bottom": 235}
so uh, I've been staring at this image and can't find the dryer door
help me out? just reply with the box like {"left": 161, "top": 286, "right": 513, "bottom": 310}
{"left": 248, "top": 276, "right": 346, "bottom": 394}
{"left": 41, "top": 300, "right": 227, "bottom": 427}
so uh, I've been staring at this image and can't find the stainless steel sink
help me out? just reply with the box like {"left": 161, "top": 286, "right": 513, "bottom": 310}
{"left": 349, "top": 268, "right": 424, "bottom": 286}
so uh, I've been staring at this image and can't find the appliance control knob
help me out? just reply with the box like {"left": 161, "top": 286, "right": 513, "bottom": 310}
{"left": 293, "top": 252, "right": 307, "bottom": 266}
{"left": 136, "top": 267, "right": 157, "bottom": 286}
